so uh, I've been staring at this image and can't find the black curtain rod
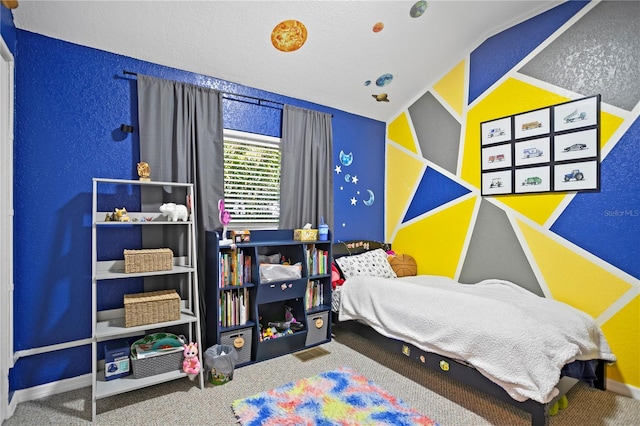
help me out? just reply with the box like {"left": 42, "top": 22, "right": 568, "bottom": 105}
{"left": 123, "top": 70, "right": 284, "bottom": 110}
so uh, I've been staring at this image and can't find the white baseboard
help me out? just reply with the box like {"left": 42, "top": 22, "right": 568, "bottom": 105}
{"left": 608, "top": 378, "right": 640, "bottom": 400}
{"left": 13, "top": 374, "right": 91, "bottom": 405}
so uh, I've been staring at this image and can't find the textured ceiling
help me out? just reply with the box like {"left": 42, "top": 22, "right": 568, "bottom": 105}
{"left": 11, "top": 0, "right": 560, "bottom": 122}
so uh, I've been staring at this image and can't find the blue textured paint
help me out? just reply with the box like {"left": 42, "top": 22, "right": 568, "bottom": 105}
{"left": 469, "top": 1, "right": 588, "bottom": 104}
{"left": 12, "top": 30, "right": 384, "bottom": 390}
{"left": 1, "top": 6, "right": 17, "bottom": 53}
{"left": 551, "top": 117, "right": 640, "bottom": 279}
{"left": 403, "top": 167, "right": 471, "bottom": 222}
{"left": 332, "top": 113, "right": 386, "bottom": 241}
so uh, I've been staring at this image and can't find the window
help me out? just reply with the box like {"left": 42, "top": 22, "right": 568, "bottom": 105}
{"left": 223, "top": 129, "right": 281, "bottom": 229}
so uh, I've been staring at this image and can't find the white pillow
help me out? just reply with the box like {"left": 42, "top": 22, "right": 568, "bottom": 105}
{"left": 335, "top": 248, "right": 397, "bottom": 279}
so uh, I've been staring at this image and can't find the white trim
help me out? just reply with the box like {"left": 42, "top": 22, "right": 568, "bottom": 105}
{"left": 10, "top": 374, "right": 92, "bottom": 408}
{"left": 0, "top": 34, "right": 15, "bottom": 423}
{"left": 607, "top": 379, "right": 640, "bottom": 400}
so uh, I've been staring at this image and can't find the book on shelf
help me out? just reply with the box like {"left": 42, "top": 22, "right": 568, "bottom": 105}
{"left": 219, "top": 287, "right": 250, "bottom": 328}
{"left": 219, "top": 250, "right": 252, "bottom": 287}
{"left": 305, "top": 280, "right": 324, "bottom": 310}
{"left": 306, "top": 246, "right": 328, "bottom": 276}
{"left": 133, "top": 343, "right": 183, "bottom": 360}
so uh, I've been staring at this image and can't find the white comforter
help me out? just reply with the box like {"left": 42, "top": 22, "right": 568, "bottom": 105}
{"left": 338, "top": 275, "right": 616, "bottom": 403}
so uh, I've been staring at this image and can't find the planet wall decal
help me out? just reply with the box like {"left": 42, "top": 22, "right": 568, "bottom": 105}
{"left": 373, "top": 22, "right": 384, "bottom": 33}
{"left": 410, "top": 1, "right": 428, "bottom": 18}
{"left": 271, "top": 20, "right": 308, "bottom": 52}
{"left": 372, "top": 93, "right": 389, "bottom": 102}
{"left": 376, "top": 73, "right": 393, "bottom": 87}
{"left": 364, "top": 80, "right": 371, "bottom": 86}
{"left": 339, "top": 150, "right": 354, "bottom": 166}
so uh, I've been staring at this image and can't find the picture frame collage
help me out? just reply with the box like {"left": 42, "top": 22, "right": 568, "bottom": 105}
{"left": 481, "top": 95, "right": 600, "bottom": 196}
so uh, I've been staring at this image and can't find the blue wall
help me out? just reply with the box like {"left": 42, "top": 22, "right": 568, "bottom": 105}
{"left": 11, "top": 30, "right": 385, "bottom": 390}
{"left": 1, "top": 6, "right": 16, "bottom": 54}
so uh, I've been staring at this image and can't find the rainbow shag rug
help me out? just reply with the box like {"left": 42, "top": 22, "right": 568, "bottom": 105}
{"left": 232, "top": 367, "right": 439, "bottom": 425}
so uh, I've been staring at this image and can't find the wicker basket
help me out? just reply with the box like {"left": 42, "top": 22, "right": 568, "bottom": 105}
{"left": 124, "top": 290, "right": 180, "bottom": 327}
{"left": 124, "top": 248, "right": 173, "bottom": 273}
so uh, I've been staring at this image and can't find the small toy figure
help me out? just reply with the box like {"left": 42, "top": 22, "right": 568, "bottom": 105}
{"left": 182, "top": 342, "right": 201, "bottom": 380}
{"left": 115, "top": 207, "right": 130, "bottom": 222}
{"left": 159, "top": 203, "right": 189, "bottom": 222}
{"left": 218, "top": 199, "right": 233, "bottom": 244}
{"left": 137, "top": 162, "right": 151, "bottom": 181}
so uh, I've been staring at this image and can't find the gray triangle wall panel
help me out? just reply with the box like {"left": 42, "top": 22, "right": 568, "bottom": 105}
{"left": 459, "top": 199, "right": 543, "bottom": 296}
{"left": 408, "top": 91, "right": 460, "bottom": 175}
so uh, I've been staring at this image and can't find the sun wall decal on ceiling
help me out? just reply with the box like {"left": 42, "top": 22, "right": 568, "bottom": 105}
{"left": 271, "top": 19, "right": 308, "bottom": 52}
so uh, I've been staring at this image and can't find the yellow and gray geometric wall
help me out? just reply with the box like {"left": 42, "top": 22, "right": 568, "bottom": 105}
{"left": 386, "top": 0, "right": 639, "bottom": 396}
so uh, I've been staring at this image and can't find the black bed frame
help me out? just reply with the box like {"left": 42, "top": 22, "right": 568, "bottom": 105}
{"left": 331, "top": 240, "right": 607, "bottom": 426}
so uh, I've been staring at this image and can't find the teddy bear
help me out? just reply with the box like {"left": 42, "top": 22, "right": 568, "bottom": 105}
{"left": 159, "top": 203, "right": 189, "bottom": 222}
{"left": 182, "top": 342, "right": 201, "bottom": 380}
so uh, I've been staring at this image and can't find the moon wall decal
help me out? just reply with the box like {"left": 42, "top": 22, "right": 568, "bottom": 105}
{"left": 363, "top": 189, "right": 375, "bottom": 206}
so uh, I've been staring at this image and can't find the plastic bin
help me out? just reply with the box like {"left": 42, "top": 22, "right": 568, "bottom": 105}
{"left": 204, "top": 344, "right": 238, "bottom": 385}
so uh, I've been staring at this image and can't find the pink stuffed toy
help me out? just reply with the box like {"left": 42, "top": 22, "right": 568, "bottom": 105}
{"left": 331, "top": 263, "right": 345, "bottom": 290}
{"left": 182, "top": 342, "right": 201, "bottom": 380}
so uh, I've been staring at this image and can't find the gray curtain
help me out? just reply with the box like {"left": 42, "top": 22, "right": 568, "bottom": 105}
{"left": 137, "top": 74, "right": 224, "bottom": 333}
{"left": 280, "top": 105, "right": 334, "bottom": 232}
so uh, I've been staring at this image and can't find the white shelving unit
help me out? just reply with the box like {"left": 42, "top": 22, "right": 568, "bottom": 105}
{"left": 91, "top": 178, "right": 203, "bottom": 421}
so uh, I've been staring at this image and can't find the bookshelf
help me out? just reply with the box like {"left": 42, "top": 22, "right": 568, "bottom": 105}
{"left": 205, "top": 229, "right": 332, "bottom": 367}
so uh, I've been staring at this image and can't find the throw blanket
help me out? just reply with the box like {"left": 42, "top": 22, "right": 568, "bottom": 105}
{"left": 338, "top": 275, "right": 616, "bottom": 403}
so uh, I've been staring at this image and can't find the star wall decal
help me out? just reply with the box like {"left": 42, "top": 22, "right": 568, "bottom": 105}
{"left": 335, "top": 165, "right": 342, "bottom": 174}
{"left": 350, "top": 197, "right": 357, "bottom": 205}
{"left": 351, "top": 176, "right": 358, "bottom": 184}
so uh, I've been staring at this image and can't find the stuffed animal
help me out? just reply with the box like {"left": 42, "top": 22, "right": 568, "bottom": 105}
{"left": 159, "top": 203, "right": 189, "bottom": 222}
{"left": 182, "top": 342, "right": 201, "bottom": 380}
{"left": 331, "top": 263, "right": 345, "bottom": 289}
{"left": 108, "top": 207, "right": 130, "bottom": 222}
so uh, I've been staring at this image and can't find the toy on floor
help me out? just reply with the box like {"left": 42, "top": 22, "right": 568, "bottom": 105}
{"left": 549, "top": 395, "right": 569, "bottom": 416}
{"left": 182, "top": 342, "right": 201, "bottom": 380}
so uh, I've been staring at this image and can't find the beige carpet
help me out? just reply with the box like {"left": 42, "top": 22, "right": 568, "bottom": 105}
{"left": 5, "top": 326, "right": 640, "bottom": 425}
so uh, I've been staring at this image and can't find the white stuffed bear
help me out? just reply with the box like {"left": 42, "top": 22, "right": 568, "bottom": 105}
{"left": 159, "top": 203, "right": 189, "bottom": 222}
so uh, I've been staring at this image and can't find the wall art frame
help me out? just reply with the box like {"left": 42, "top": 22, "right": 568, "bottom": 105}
{"left": 480, "top": 95, "right": 600, "bottom": 196}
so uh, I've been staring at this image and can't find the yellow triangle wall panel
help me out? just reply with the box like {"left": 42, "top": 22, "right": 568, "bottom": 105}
{"left": 388, "top": 112, "right": 417, "bottom": 154}
{"left": 386, "top": 144, "right": 424, "bottom": 241}
{"left": 517, "top": 219, "right": 632, "bottom": 318}
{"left": 600, "top": 110, "right": 624, "bottom": 150}
{"left": 496, "top": 192, "right": 567, "bottom": 226}
{"left": 601, "top": 296, "right": 640, "bottom": 387}
{"left": 392, "top": 197, "right": 475, "bottom": 278}
{"left": 433, "top": 60, "right": 465, "bottom": 117}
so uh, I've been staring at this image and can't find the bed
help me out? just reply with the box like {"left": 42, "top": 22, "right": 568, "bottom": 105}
{"left": 331, "top": 241, "right": 616, "bottom": 426}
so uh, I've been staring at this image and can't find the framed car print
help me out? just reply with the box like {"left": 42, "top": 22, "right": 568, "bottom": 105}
{"left": 553, "top": 160, "right": 598, "bottom": 191}
{"left": 480, "top": 95, "right": 600, "bottom": 196}
{"left": 554, "top": 95, "right": 599, "bottom": 132}
{"left": 482, "top": 143, "right": 512, "bottom": 170}
{"left": 481, "top": 116, "right": 511, "bottom": 145}
{"left": 514, "top": 107, "right": 550, "bottom": 140}
{"left": 554, "top": 128, "right": 598, "bottom": 161}
{"left": 515, "top": 137, "right": 550, "bottom": 167}
{"left": 482, "top": 170, "right": 512, "bottom": 195}
{"left": 515, "top": 166, "right": 551, "bottom": 194}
